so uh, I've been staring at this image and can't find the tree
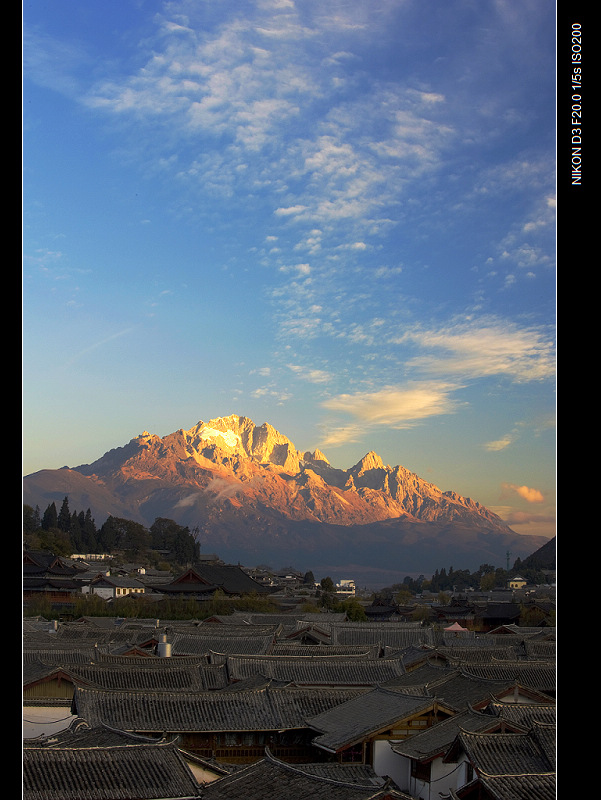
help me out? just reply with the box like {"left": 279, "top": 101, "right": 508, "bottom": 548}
{"left": 81, "top": 509, "right": 98, "bottom": 551}
{"left": 41, "top": 502, "right": 58, "bottom": 531}
{"left": 150, "top": 518, "right": 200, "bottom": 564}
{"left": 480, "top": 571, "right": 497, "bottom": 591}
{"left": 320, "top": 576, "right": 335, "bottom": 593}
{"left": 23, "top": 505, "right": 41, "bottom": 534}
{"left": 57, "top": 497, "right": 71, "bottom": 533}
{"left": 69, "top": 511, "right": 83, "bottom": 552}
{"left": 394, "top": 588, "right": 413, "bottom": 604}
{"left": 98, "top": 516, "right": 150, "bottom": 556}
{"left": 339, "top": 598, "right": 367, "bottom": 621}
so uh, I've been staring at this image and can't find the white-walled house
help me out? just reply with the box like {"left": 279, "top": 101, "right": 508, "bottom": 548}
{"left": 85, "top": 575, "right": 146, "bottom": 600}
{"left": 386, "top": 692, "right": 555, "bottom": 799}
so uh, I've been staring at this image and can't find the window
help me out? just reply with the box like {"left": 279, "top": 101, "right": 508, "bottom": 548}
{"left": 411, "top": 760, "right": 431, "bottom": 781}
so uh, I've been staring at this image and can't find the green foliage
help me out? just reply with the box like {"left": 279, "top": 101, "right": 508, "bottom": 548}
{"left": 337, "top": 597, "right": 367, "bottom": 621}
{"left": 23, "top": 499, "right": 201, "bottom": 571}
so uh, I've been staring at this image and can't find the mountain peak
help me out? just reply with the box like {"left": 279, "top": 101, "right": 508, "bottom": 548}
{"left": 351, "top": 451, "right": 386, "bottom": 475}
{"left": 23, "top": 412, "right": 548, "bottom": 577}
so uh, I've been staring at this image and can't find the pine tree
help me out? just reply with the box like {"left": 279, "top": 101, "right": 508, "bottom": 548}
{"left": 81, "top": 509, "right": 98, "bottom": 552}
{"left": 41, "top": 502, "right": 58, "bottom": 531}
{"left": 57, "top": 497, "right": 71, "bottom": 532}
{"left": 69, "top": 512, "right": 83, "bottom": 552}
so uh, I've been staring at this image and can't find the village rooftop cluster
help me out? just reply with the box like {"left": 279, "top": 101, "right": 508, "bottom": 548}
{"left": 23, "top": 549, "right": 556, "bottom": 799}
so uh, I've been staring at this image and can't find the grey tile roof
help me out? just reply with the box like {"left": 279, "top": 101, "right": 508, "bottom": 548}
{"left": 445, "top": 723, "right": 556, "bottom": 800}
{"left": 487, "top": 700, "right": 557, "bottom": 729}
{"left": 200, "top": 750, "right": 413, "bottom": 799}
{"left": 270, "top": 643, "right": 381, "bottom": 657}
{"left": 23, "top": 647, "right": 98, "bottom": 666}
{"left": 473, "top": 772, "right": 556, "bottom": 800}
{"left": 459, "top": 662, "right": 556, "bottom": 695}
{"left": 305, "top": 687, "right": 436, "bottom": 753}
{"left": 54, "top": 662, "right": 214, "bottom": 693}
{"left": 390, "top": 706, "right": 511, "bottom": 761}
{"left": 384, "top": 669, "right": 537, "bottom": 712}
{"left": 224, "top": 654, "right": 406, "bottom": 685}
{"left": 330, "top": 622, "right": 436, "bottom": 649}
{"left": 158, "top": 565, "right": 273, "bottom": 595}
{"left": 24, "top": 720, "right": 167, "bottom": 749}
{"left": 71, "top": 684, "right": 366, "bottom": 734}
{"left": 170, "top": 631, "right": 276, "bottom": 657}
{"left": 23, "top": 657, "right": 231, "bottom": 699}
{"left": 23, "top": 739, "right": 202, "bottom": 800}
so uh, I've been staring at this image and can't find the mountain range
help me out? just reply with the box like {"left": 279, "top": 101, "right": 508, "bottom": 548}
{"left": 22, "top": 414, "right": 550, "bottom": 585}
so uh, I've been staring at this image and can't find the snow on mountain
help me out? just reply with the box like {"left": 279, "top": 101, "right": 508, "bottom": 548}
{"left": 23, "top": 414, "right": 550, "bottom": 577}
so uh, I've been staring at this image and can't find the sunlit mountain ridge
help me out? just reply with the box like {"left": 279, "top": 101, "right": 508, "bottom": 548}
{"left": 23, "top": 414, "right": 550, "bottom": 580}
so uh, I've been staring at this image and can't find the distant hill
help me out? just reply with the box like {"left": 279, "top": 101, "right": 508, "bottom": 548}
{"left": 23, "top": 414, "right": 552, "bottom": 582}
{"left": 519, "top": 536, "right": 556, "bottom": 571}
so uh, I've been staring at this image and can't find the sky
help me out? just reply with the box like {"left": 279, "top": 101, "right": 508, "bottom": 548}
{"left": 23, "top": 0, "right": 556, "bottom": 541}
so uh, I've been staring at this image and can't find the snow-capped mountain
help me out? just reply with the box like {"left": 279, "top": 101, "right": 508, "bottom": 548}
{"left": 23, "top": 414, "right": 549, "bottom": 579}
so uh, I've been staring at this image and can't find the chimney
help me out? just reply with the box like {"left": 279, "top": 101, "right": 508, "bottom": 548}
{"left": 157, "top": 634, "right": 171, "bottom": 658}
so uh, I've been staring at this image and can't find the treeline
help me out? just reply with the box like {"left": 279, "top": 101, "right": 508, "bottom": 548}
{"left": 375, "top": 559, "right": 553, "bottom": 601}
{"left": 23, "top": 497, "right": 200, "bottom": 567}
{"left": 25, "top": 587, "right": 281, "bottom": 622}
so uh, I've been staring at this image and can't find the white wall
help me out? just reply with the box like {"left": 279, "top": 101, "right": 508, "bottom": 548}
{"left": 23, "top": 707, "right": 75, "bottom": 739}
{"left": 376, "top": 744, "right": 470, "bottom": 800}
{"left": 373, "top": 741, "right": 410, "bottom": 788}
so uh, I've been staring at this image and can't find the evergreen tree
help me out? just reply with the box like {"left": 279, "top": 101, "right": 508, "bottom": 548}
{"left": 69, "top": 511, "right": 83, "bottom": 552}
{"left": 23, "top": 505, "right": 41, "bottom": 534}
{"left": 41, "top": 502, "right": 58, "bottom": 531}
{"left": 57, "top": 496, "right": 71, "bottom": 532}
{"left": 150, "top": 518, "right": 199, "bottom": 564}
{"left": 81, "top": 509, "right": 98, "bottom": 552}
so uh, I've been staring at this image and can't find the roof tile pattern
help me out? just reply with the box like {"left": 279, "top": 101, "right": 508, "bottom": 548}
{"left": 23, "top": 740, "right": 201, "bottom": 800}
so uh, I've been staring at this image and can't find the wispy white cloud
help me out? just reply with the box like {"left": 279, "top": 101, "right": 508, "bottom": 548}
{"left": 320, "top": 382, "right": 461, "bottom": 447}
{"left": 287, "top": 364, "right": 332, "bottom": 384}
{"left": 393, "top": 317, "right": 555, "bottom": 384}
{"left": 483, "top": 434, "right": 515, "bottom": 452}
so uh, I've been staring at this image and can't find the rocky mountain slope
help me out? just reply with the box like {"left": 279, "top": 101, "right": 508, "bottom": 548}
{"left": 23, "top": 414, "right": 550, "bottom": 580}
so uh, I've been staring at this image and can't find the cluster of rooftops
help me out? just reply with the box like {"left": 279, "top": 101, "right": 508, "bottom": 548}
{"left": 23, "top": 605, "right": 556, "bottom": 800}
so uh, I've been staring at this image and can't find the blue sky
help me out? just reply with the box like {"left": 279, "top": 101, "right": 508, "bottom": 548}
{"left": 23, "top": 0, "right": 556, "bottom": 541}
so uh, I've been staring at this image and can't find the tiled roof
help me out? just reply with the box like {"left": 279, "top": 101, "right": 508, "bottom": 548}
{"left": 305, "top": 687, "right": 436, "bottom": 753}
{"left": 24, "top": 720, "right": 166, "bottom": 749}
{"left": 170, "top": 631, "right": 276, "bottom": 657}
{"left": 23, "top": 739, "right": 202, "bottom": 800}
{"left": 386, "top": 669, "right": 531, "bottom": 712}
{"left": 487, "top": 700, "right": 556, "bottom": 729}
{"left": 390, "top": 705, "right": 506, "bottom": 761}
{"left": 459, "top": 662, "right": 556, "bottom": 694}
{"left": 160, "top": 565, "right": 273, "bottom": 595}
{"left": 436, "top": 644, "right": 525, "bottom": 664}
{"left": 270, "top": 643, "right": 380, "bottom": 657}
{"left": 71, "top": 684, "right": 365, "bottom": 733}
{"left": 473, "top": 772, "right": 556, "bottom": 800}
{"left": 329, "top": 622, "right": 436, "bottom": 649}
{"left": 224, "top": 654, "right": 405, "bottom": 685}
{"left": 446, "top": 723, "right": 556, "bottom": 800}
{"left": 522, "top": 640, "right": 556, "bottom": 660}
{"left": 55, "top": 662, "right": 213, "bottom": 693}
{"left": 200, "top": 750, "right": 413, "bottom": 799}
